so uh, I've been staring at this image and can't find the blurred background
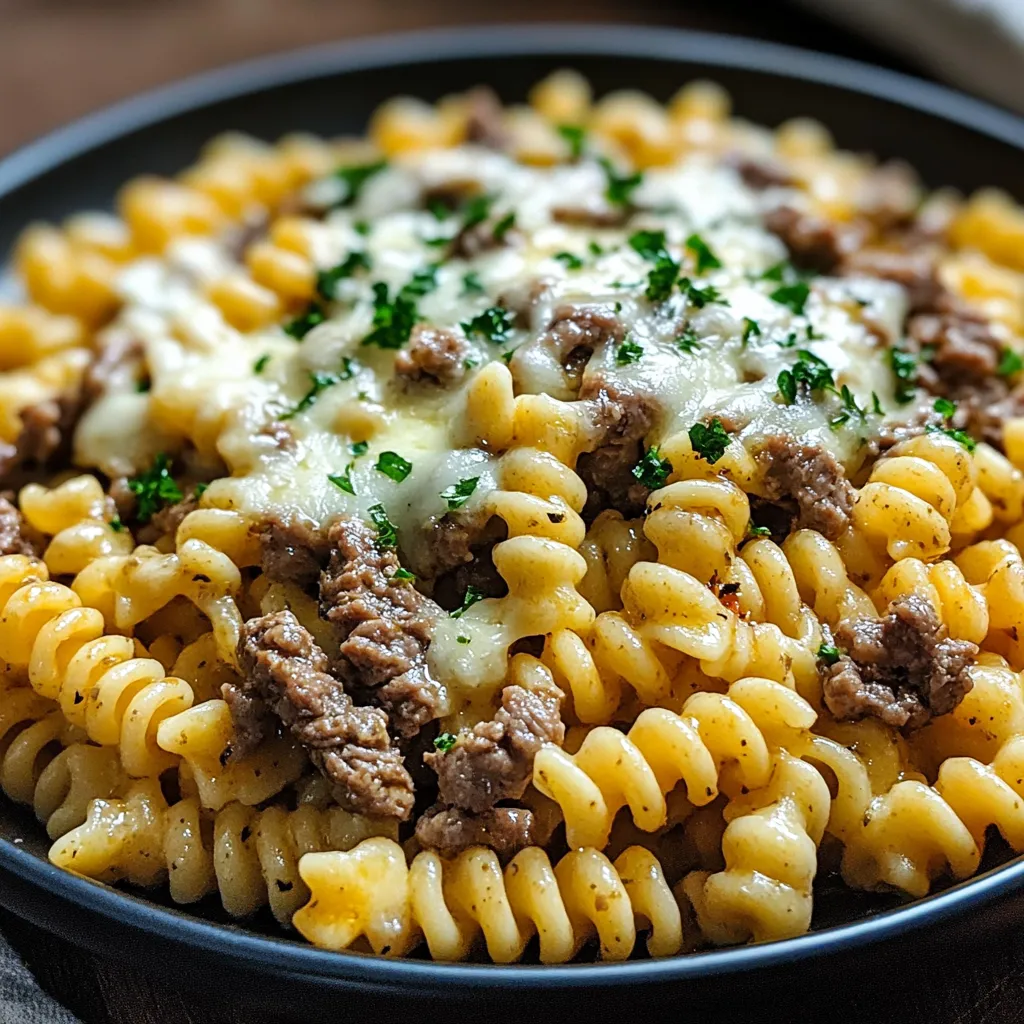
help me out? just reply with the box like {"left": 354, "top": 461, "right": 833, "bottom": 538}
{"left": 1, "top": 0, "right": 1021, "bottom": 158}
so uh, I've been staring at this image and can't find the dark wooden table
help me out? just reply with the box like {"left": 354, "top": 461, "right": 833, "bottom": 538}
{"left": 2, "top": 2, "right": 1018, "bottom": 1021}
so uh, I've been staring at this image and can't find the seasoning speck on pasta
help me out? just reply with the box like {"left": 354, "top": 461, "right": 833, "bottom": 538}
{"left": 4, "top": 70, "right": 1024, "bottom": 965}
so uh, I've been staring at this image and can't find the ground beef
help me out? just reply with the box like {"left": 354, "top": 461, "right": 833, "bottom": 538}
{"left": 0, "top": 392, "right": 83, "bottom": 488}
{"left": 550, "top": 200, "right": 628, "bottom": 228}
{"left": 822, "top": 594, "right": 977, "bottom": 732}
{"left": 546, "top": 303, "right": 625, "bottom": 370}
{"left": 464, "top": 86, "right": 508, "bottom": 150}
{"left": 108, "top": 476, "right": 137, "bottom": 521}
{"left": 255, "top": 515, "right": 330, "bottom": 589}
{"left": 414, "top": 805, "right": 543, "bottom": 861}
{"left": 756, "top": 436, "right": 855, "bottom": 541}
{"left": 233, "top": 610, "right": 414, "bottom": 819}
{"left": 497, "top": 277, "right": 552, "bottom": 327}
{"left": 576, "top": 442, "right": 651, "bottom": 521}
{"left": 394, "top": 326, "right": 469, "bottom": 385}
{"left": 137, "top": 491, "right": 200, "bottom": 544}
{"left": 869, "top": 406, "right": 945, "bottom": 454}
{"left": 425, "top": 677, "right": 564, "bottom": 813}
{"left": 764, "top": 204, "right": 868, "bottom": 273}
{"left": 840, "top": 246, "right": 943, "bottom": 314}
{"left": 0, "top": 495, "right": 42, "bottom": 556}
{"left": 727, "top": 153, "right": 796, "bottom": 190}
{"left": 320, "top": 517, "right": 444, "bottom": 738}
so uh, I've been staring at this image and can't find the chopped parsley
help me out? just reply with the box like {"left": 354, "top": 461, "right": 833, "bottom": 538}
{"left": 761, "top": 260, "right": 796, "bottom": 283}
{"left": 253, "top": 354, "right": 270, "bottom": 374}
{"left": 680, "top": 278, "right": 727, "bottom": 308}
{"left": 441, "top": 477, "right": 480, "bottom": 510}
{"left": 461, "top": 194, "right": 493, "bottom": 232}
{"left": 393, "top": 568, "right": 416, "bottom": 582}
{"left": 688, "top": 418, "right": 731, "bottom": 464}
{"left": 375, "top": 451, "right": 413, "bottom": 483}
{"left": 999, "top": 347, "right": 1024, "bottom": 377}
{"left": 338, "top": 356, "right": 358, "bottom": 381}
{"left": 817, "top": 643, "right": 841, "bottom": 666}
{"left": 194, "top": 483, "right": 208, "bottom": 498}
{"left": 616, "top": 338, "right": 644, "bottom": 365}
{"left": 599, "top": 157, "right": 643, "bottom": 206}
{"left": 283, "top": 304, "right": 326, "bottom": 340}
{"left": 741, "top": 318, "right": 761, "bottom": 345}
{"left": 108, "top": 516, "right": 124, "bottom": 533}
{"left": 747, "top": 522, "right": 771, "bottom": 539}
{"left": 281, "top": 371, "right": 340, "bottom": 419}
{"left": 501, "top": 345, "right": 519, "bottom": 365}
{"left": 829, "top": 385, "right": 869, "bottom": 431}
{"left": 349, "top": 440, "right": 369, "bottom": 457}
{"left": 769, "top": 281, "right": 811, "bottom": 316}
{"left": 493, "top": 211, "right": 516, "bottom": 241}
{"left": 402, "top": 264, "right": 440, "bottom": 299}
{"left": 128, "top": 453, "right": 183, "bottom": 523}
{"left": 928, "top": 398, "right": 977, "bottom": 452}
{"left": 362, "top": 281, "right": 420, "bottom": 349}
{"left": 557, "top": 124, "right": 587, "bottom": 159}
{"left": 462, "top": 271, "right": 484, "bottom": 295}
{"left": 327, "top": 468, "right": 356, "bottom": 495}
{"left": 450, "top": 585, "right": 486, "bottom": 619}
{"left": 456, "top": 635, "right": 471, "bottom": 645}
{"left": 136, "top": 380, "right": 151, "bottom": 393}
{"left": 677, "top": 327, "right": 701, "bottom": 353}
{"left": 316, "top": 251, "right": 370, "bottom": 300}
{"left": 685, "top": 233, "right": 722, "bottom": 274}
{"left": 554, "top": 251, "right": 584, "bottom": 270}
{"left": 632, "top": 446, "right": 672, "bottom": 488}
{"left": 427, "top": 197, "right": 451, "bottom": 221}
{"left": 333, "top": 160, "right": 388, "bottom": 206}
{"left": 777, "top": 350, "right": 835, "bottom": 405}
{"left": 889, "top": 348, "right": 918, "bottom": 404}
{"left": 627, "top": 231, "right": 680, "bottom": 302}
{"left": 872, "top": 392, "right": 885, "bottom": 416}
{"left": 367, "top": 503, "right": 398, "bottom": 549}
{"left": 629, "top": 230, "right": 668, "bottom": 261}
{"left": 461, "top": 306, "right": 514, "bottom": 343}
{"left": 433, "top": 732, "right": 458, "bottom": 752}
{"left": 588, "top": 241, "right": 605, "bottom": 257}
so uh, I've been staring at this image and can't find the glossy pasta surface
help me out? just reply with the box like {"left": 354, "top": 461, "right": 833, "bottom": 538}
{"left": 4, "top": 71, "right": 1024, "bottom": 963}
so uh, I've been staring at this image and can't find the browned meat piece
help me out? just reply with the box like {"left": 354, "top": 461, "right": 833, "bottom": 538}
{"left": 764, "top": 204, "right": 868, "bottom": 273}
{"left": 551, "top": 200, "right": 628, "bottom": 228}
{"left": 0, "top": 392, "right": 83, "bottom": 488}
{"left": 822, "top": 594, "right": 976, "bottom": 732}
{"left": 108, "top": 476, "right": 137, "bottom": 520}
{"left": 255, "top": 514, "right": 330, "bottom": 589}
{"left": 497, "top": 277, "right": 552, "bottom": 326}
{"left": 137, "top": 491, "right": 200, "bottom": 544}
{"left": 84, "top": 327, "right": 145, "bottom": 399}
{"left": 321, "top": 517, "right": 444, "bottom": 738}
{"left": 413, "top": 512, "right": 509, "bottom": 611}
{"left": 869, "top": 407, "right": 945, "bottom": 454}
{"left": 425, "top": 676, "right": 564, "bottom": 813}
{"left": 464, "top": 86, "right": 508, "bottom": 150}
{"left": 546, "top": 303, "right": 625, "bottom": 369}
{"left": 394, "top": 326, "right": 469, "bottom": 385}
{"left": 756, "top": 436, "right": 855, "bottom": 541}
{"left": 234, "top": 610, "right": 414, "bottom": 819}
{"left": 576, "top": 442, "right": 651, "bottom": 521}
{"left": 0, "top": 495, "right": 42, "bottom": 557}
{"left": 841, "top": 247, "right": 943, "bottom": 314}
{"left": 220, "top": 679, "right": 269, "bottom": 761}
{"left": 257, "top": 420, "right": 296, "bottom": 452}
{"left": 727, "top": 153, "right": 796, "bottom": 190}
{"left": 415, "top": 805, "right": 544, "bottom": 861}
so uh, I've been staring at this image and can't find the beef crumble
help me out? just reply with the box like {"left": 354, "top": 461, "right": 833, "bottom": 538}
{"left": 414, "top": 804, "right": 543, "bottom": 861}
{"left": 822, "top": 594, "right": 976, "bottom": 732}
{"left": 394, "top": 325, "right": 469, "bottom": 385}
{"left": 320, "top": 517, "right": 445, "bottom": 737}
{"left": 233, "top": 610, "right": 415, "bottom": 819}
{"left": 255, "top": 515, "right": 330, "bottom": 589}
{"left": 0, "top": 494, "right": 42, "bottom": 557}
{"left": 755, "top": 436, "right": 855, "bottom": 541}
{"left": 425, "top": 673, "right": 564, "bottom": 814}
{"left": 764, "top": 204, "right": 868, "bottom": 273}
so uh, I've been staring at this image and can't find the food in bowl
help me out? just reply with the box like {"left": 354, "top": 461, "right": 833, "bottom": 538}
{"left": 2, "top": 70, "right": 1024, "bottom": 963}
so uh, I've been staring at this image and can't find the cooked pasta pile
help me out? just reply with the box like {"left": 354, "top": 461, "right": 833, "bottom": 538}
{"left": 4, "top": 71, "right": 1024, "bottom": 963}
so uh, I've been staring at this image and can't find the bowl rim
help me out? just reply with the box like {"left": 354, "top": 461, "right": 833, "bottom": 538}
{"left": 3, "top": 21, "right": 1024, "bottom": 988}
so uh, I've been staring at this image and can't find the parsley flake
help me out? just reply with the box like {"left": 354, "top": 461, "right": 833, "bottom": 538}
{"left": 742, "top": 318, "right": 761, "bottom": 345}
{"left": 829, "top": 385, "right": 869, "bottom": 431}
{"left": 889, "top": 348, "right": 918, "bottom": 404}
{"left": 461, "top": 194, "right": 493, "bottom": 232}
{"left": 451, "top": 585, "right": 486, "bottom": 618}
{"left": 493, "top": 211, "right": 516, "bottom": 241}
{"left": 999, "top": 348, "right": 1024, "bottom": 377}
{"left": 427, "top": 197, "right": 451, "bottom": 221}
{"left": 393, "top": 568, "right": 416, "bottom": 582}
{"left": 433, "top": 732, "right": 458, "bottom": 752}
{"left": 685, "top": 233, "right": 722, "bottom": 274}
{"left": 339, "top": 356, "right": 358, "bottom": 381}
{"left": 462, "top": 271, "right": 484, "bottom": 295}
{"left": 632, "top": 447, "right": 672, "bottom": 488}
{"left": 456, "top": 635, "right": 471, "bottom": 645}
{"left": 316, "top": 251, "right": 370, "bottom": 300}
{"left": 554, "top": 251, "right": 584, "bottom": 270}
{"left": 363, "top": 282, "right": 420, "bottom": 349}
{"left": 616, "top": 338, "right": 644, "bottom": 365}
{"left": 283, "top": 304, "right": 326, "bottom": 340}
{"left": 402, "top": 265, "right": 439, "bottom": 299}
{"left": 328, "top": 468, "right": 356, "bottom": 496}
{"left": 770, "top": 281, "right": 811, "bottom": 316}
{"left": 109, "top": 516, "right": 124, "bottom": 533}
{"left": 557, "top": 124, "right": 586, "bottom": 159}
{"left": 677, "top": 327, "right": 701, "bottom": 353}
{"left": 629, "top": 230, "right": 668, "bottom": 262}
{"left": 777, "top": 350, "right": 835, "bottom": 405}
{"left": 747, "top": 522, "right": 772, "bottom": 539}
{"left": 441, "top": 477, "right": 480, "bottom": 511}
{"left": 253, "top": 354, "right": 270, "bottom": 374}
{"left": 375, "top": 451, "right": 413, "bottom": 483}
{"left": 680, "top": 278, "right": 727, "bottom": 308}
{"left": 281, "top": 371, "right": 340, "bottom": 419}
{"left": 128, "top": 453, "right": 184, "bottom": 523}
{"left": 688, "top": 418, "right": 731, "bottom": 464}
{"left": 461, "top": 306, "right": 514, "bottom": 343}
{"left": 367, "top": 503, "right": 398, "bottom": 549}
{"left": 349, "top": 440, "right": 369, "bottom": 457}
{"left": 600, "top": 157, "right": 643, "bottom": 206}
{"left": 928, "top": 398, "right": 977, "bottom": 452}
{"left": 934, "top": 397, "right": 957, "bottom": 419}
{"left": 333, "top": 160, "right": 388, "bottom": 206}
{"left": 817, "top": 643, "right": 841, "bottom": 666}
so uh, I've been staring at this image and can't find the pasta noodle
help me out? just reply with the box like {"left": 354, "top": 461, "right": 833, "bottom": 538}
{"left": 2, "top": 68, "right": 1024, "bottom": 966}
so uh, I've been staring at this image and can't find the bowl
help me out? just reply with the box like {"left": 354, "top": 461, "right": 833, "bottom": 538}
{"left": 2, "top": 23, "right": 1024, "bottom": 1017}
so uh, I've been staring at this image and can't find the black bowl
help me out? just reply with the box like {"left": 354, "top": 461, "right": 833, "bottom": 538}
{"left": 2, "top": 24, "right": 1024, "bottom": 1018}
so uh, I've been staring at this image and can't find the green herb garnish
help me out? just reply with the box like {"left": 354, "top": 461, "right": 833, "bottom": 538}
{"left": 333, "top": 160, "right": 388, "bottom": 206}
{"left": 680, "top": 278, "right": 727, "bottom": 308}
{"left": 393, "top": 568, "right": 416, "bottom": 582}
{"left": 363, "top": 282, "right": 420, "bottom": 349}
{"left": 128, "top": 453, "right": 184, "bottom": 523}
{"left": 433, "top": 732, "right": 458, "bottom": 752}
{"left": 456, "top": 635, "right": 471, "bottom": 645}
{"left": 769, "top": 281, "right": 811, "bottom": 316}
{"left": 928, "top": 398, "right": 977, "bottom": 453}
{"left": 462, "top": 194, "right": 493, "bottom": 231}
{"left": 349, "top": 440, "right": 369, "bottom": 457}
{"left": 338, "top": 356, "right": 358, "bottom": 381}
{"left": 462, "top": 271, "right": 484, "bottom": 295}
{"left": 616, "top": 338, "right": 644, "bottom": 365}
{"left": 375, "top": 451, "right": 413, "bottom": 483}
{"left": 328, "top": 468, "right": 356, "bottom": 496}
{"left": 934, "top": 397, "right": 957, "bottom": 419}
{"left": 461, "top": 306, "right": 514, "bottom": 343}
{"left": 493, "top": 211, "right": 516, "bottom": 241}
{"left": 688, "top": 418, "right": 731, "bottom": 464}
{"left": 600, "top": 157, "right": 643, "bottom": 206}
{"left": 777, "top": 350, "right": 835, "bottom": 405}
{"left": 817, "top": 643, "right": 841, "bottom": 666}
{"left": 283, "top": 304, "right": 326, "bottom": 340}
{"left": 889, "top": 348, "right": 918, "bottom": 404}
{"left": 253, "top": 354, "right": 270, "bottom": 374}
{"left": 554, "top": 251, "right": 584, "bottom": 270}
{"left": 367, "top": 503, "right": 398, "bottom": 549}
{"left": 999, "top": 348, "right": 1024, "bottom": 377}
{"left": 685, "top": 233, "right": 722, "bottom": 274}
{"left": 677, "top": 327, "right": 701, "bottom": 353}
{"left": 281, "top": 371, "right": 340, "bottom": 419}
{"left": 557, "top": 124, "right": 587, "bottom": 159}
{"left": 109, "top": 516, "right": 124, "bottom": 533}
{"left": 316, "top": 251, "right": 370, "bottom": 300}
{"left": 451, "top": 585, "right": 486, "bottom": 619}
{"left": 629, "top": 230, "right": 668, "bottom": 261}
{"left": 747, "top": 522, "right": 771, "bottom": 539}
{"left": 441, "top": 477, "right": 480, "bottom": 510}
{"left": 632, "top": 446, "right": 672, "bottom": 488}
{"left": 742, "top": 318, "right": 761, "bottom": 345}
